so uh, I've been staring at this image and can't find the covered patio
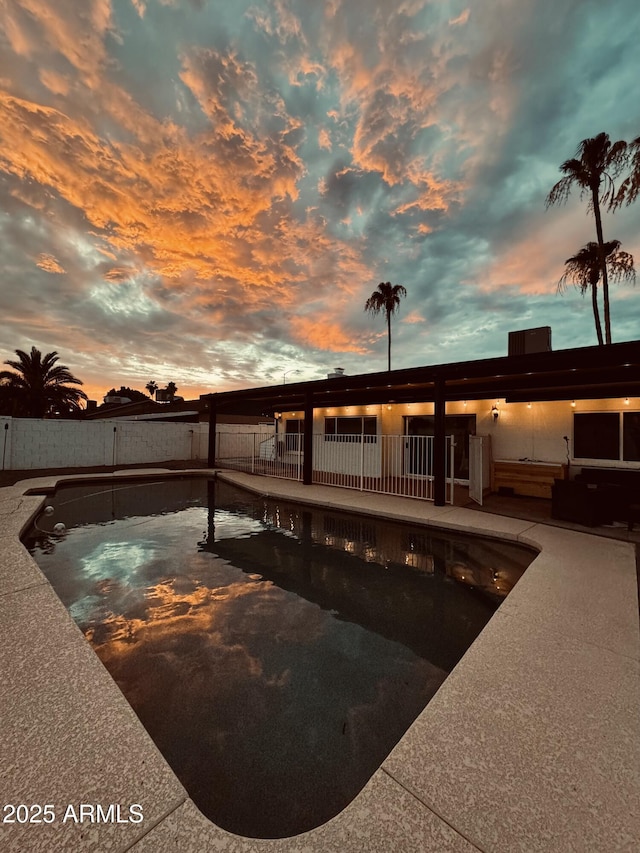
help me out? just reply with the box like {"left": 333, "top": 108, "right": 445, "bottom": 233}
{"left": 202, "top": 339, "right": 640, "bottom": 506}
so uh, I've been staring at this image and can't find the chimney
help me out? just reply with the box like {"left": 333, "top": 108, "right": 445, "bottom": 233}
{"left": 327, "top": 367, "right": 345, "bottom": 379}
{"left": 508, "top": 327, "right": 552, "bottom": 356}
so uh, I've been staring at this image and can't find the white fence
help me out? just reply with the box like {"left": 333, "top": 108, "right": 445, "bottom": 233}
{"left": 0, "top": 417, "right": 210, "bottom": 471}
{"left": 216, "top": 433, "right": 455, "bottom": 503}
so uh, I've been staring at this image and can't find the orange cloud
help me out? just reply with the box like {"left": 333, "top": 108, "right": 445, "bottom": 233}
{"left": 35, "top": 253, "right": 65, "bottom": 274}
{"left": 318, "top": 127, "right": 332, "bottom": 150}
{"left": 0, "top": 79, "right": 309, "bottom": 313}
{"left": 290, "top": 315, "right": 369, "bottom": 353}
{"left": 4, "top": 0, "right": 114, "bottom": 88}
{"left": 317, "top": 7, "right": 465, "bottom": 212}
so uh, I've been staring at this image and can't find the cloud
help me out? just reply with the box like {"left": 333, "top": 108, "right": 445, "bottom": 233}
{"left": 403, "top": 311, "right": 426, "bottom": 325}
{"left": 35, "top": 254, "right": 66, "bottom": 274}
{"left": 0, "top": 0, "right": 638, "bottom": 400}
{"left": 449, "top": 9, "right": 470, "bottom": 26}
{"left": 290, "top": 314, "right": 369, "bottom": 353}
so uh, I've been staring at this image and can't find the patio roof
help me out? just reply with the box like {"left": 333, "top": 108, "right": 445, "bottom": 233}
{"left": 201, "top": 339, "right": 640, "bottom": 417}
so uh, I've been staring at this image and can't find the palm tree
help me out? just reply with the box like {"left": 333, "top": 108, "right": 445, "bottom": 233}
{"left": 557, "top": 241, "right": 635, "bottom": 345}
{"left": 145, "top": 380, "right": 159, "bottom": 398}
{"left": 165, "top": 381, "right": 178, "bottom": 401}
{"left": 546, "top": 132, "right": 630, "bottom": 345}
{"left": 364, "top": 282, "right": 407, "bottom": 371}
{"left": 0, "top": 347, "right": 88, "bottom": 418}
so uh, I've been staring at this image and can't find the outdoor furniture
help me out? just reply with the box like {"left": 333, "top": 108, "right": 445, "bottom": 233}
{"left": 492, "top": 460, "right": 567, "bottom": 499}
{"left": 574, "top": 467, "right": 640, "bottom": 525}
{"left": 552, "top": 467, "right": 640, "bottom": 527}
{"left": 551, "top": 479, "right": 615, "bottom": 527}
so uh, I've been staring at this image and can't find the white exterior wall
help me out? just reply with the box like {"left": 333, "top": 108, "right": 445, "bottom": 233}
{"left": 278, "top": 396, "right": 640, "bottom": 472}
{"left": 486, "top": 397, "right": 640, "bottom": 468}
{"left": 0, "top": 418, "right": 210, "bottom": 471}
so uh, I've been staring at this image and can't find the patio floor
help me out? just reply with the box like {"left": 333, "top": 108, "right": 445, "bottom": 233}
{"left": 0, "top": 467, "right": 638, "bottom": 852}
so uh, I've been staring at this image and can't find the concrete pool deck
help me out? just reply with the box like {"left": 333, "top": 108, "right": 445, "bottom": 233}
{"left": 0, "top": 468, "right": 638, "bottom": 852}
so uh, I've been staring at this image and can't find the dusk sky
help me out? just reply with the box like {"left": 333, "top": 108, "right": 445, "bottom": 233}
{"left": 1, "top": 0, "right": 638, "bottom": 403}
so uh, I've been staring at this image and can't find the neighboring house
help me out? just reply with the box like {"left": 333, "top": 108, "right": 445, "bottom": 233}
{"left": 85, "top": 397, "right": 273, "bottom": 429}
{"left": 85, "top": 397, "right": 205, "bottom": 422}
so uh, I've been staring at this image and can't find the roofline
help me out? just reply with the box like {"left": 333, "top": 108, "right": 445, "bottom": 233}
{"left": 199, "top": 340, "right": 640, "bottom": 416}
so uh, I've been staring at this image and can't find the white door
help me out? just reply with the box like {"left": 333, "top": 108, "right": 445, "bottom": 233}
{"left": 469, "top": 435, "right": 483, "bottom": 505}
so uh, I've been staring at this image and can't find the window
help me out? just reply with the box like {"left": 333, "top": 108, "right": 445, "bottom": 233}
{"left": 623, "top": 413, "right": 640, "bottom": 462}
{"left": 573, "top": 413, "right": 619, "bottom": 460}
{"left": 573, "top": 411, "right": 640, "bottom": 462}
{"left": 324, "top": 416, "right": 377, "bottom": 442}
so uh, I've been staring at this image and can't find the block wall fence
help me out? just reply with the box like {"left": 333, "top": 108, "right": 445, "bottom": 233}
{"left": 0, "top": 418, "right": 210, "bottom": 471}
{"left": 0, "top": 419, "right": 278, "bottom": 472}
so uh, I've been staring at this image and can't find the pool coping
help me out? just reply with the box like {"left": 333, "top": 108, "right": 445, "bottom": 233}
{"left": 0, "top": 468, "right": 638, "bottom": 852}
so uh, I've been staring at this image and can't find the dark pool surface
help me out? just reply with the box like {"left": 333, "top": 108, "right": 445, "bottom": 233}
{"left": 24, "top": 477, "right": 535, "bottom": 838}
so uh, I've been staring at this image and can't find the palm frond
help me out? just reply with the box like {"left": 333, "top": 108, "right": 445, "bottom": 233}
{"left": 364, "top": 292, "right": 385, "bottom": 315}
{"left": 556, "top": 240, "right": 635, "bottom": 291}
{"left": 607, "top": 249, "right": 636, "bottom": 284}
{"left": 546, "top": 172, "right": 579, "bottom": 207}
{"left": 612, "top": 136, "right": 640, "bottom": 208}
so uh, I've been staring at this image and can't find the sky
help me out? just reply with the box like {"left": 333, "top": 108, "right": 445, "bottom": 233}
{"left": 0, "top": 0, "right": 638, "bottom": 403}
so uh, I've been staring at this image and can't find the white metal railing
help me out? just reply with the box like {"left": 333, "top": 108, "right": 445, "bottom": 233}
{"left": 215, "top": 432, "right": 302, "bottom": 480}
{"left": 216, "top": 431, "right": 455, "bottom": 503}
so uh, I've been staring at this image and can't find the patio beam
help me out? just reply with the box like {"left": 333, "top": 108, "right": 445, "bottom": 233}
{"left": 207, "top": 397, "right": 217, "bottom": 467}
{"left": 433, "top": 379, "right": 446, "bottom": 506}
{"left": 302, "top": 391, "right": 314, "bottom": 485}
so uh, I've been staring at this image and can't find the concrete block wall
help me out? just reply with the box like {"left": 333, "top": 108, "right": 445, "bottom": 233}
{"left": 192, "top": 423, "right": 210, "bottom": 460}
{"left": 215, "top": 425, "right": 275, "bottom": 461}
{"left": 0, "top": 418, "right": 210, "bottom": 471}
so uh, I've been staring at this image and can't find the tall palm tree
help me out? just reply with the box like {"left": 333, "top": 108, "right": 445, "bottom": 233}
{"left": 546, "top": 132, "right": 630, "bottom": 345}
{"left": 364, "top": 282, "right": 407, "bottom": 371}
{"left": 0, "top": 347, "right": 88, "bottom": 418}
{"left": 557, "top": 241, "right": 635, "bottom": 345}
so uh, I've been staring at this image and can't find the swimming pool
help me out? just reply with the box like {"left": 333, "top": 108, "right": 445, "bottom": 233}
{"left": 24, "top": 476, "right": 535, "bottom": 838}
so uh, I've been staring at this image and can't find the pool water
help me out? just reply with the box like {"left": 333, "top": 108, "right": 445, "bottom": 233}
{"left": 24, "top": 477, "right": 535, "bottom": 838}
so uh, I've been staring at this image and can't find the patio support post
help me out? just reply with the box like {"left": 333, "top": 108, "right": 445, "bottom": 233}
{"left": 303, "top": 391, "right": 314, "bottom": 485}
{"left": 207, "top": 397, "right": 217, "bottom": 467}
{"left": 434, "top": 379, "right": 446, "bottom": 506}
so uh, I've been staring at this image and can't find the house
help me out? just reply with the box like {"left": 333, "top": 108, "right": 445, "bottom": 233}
{"left": 85, "top": 397, "right": 205, "bottom": 422}
{"left": 201, "top": 337, "right": 640, "bottom": 507}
